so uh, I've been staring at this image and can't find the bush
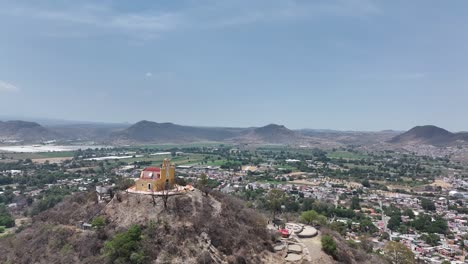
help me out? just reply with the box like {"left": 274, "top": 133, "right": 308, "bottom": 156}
{"left": 321, "top": 234, "right": 337, "bottom": 257}
{"left": 0, "top": 226, "right": 5, "bottom": 233}
{"left": 104, "top": 225, "right": 143, "bottom": 263}
{"left": 91, "top": 216, "right": 106, "bottom": 229}
{"left": 300, "top": 210, "right": 327, "bottom": 226}
{"left": 0, "top": 204, "right": 14, "bottom": 228}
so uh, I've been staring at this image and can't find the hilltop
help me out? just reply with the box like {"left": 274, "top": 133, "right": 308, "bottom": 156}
{"left": 0, "top": 189, "right": 280, "bottom": 264}
{"left": 389, "top": 125, "right": 468, "bottom": 146}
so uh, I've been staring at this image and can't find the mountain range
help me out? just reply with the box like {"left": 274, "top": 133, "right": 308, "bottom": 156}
{"left": 111, "top": 121, "right": 306, "bottom": 144}
{"left": 0, "top": 119, "right": 466, "bottom": 147}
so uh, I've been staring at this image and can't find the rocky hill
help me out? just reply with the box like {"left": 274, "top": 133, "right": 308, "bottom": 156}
{"left": 0, "top": 190, "right": 281, "bottom": 264}
{"left": 0, "top": 120, "right": 59, "bottom": 142}
{"left": 389, "top": 125, "right": 468, "bottom": 146}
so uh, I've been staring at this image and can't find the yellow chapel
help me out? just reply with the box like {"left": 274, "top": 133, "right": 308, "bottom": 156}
{"left": 135, "top": 158, "right": 175, "bottom": 192}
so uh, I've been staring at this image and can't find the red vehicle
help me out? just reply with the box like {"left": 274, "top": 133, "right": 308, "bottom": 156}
{"left": 279, "top": 229, "right": 290, "bottom": 238}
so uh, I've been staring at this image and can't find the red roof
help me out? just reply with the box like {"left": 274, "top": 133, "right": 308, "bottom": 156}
{"left": 144, "top": 167, "right": 160, "bottom": 172}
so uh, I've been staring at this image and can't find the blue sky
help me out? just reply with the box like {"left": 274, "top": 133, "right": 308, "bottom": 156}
{"left": 1, "top": 0, "right": 467, "bottom": 131}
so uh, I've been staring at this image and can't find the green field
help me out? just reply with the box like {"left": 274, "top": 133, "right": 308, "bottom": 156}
{"left": 106, "top": 153, "right": 210, "bottom": 166}
{"left": 274, "top": 164, "right": 298, "bottom": 171}
{"left": 327, "top": 151, "right": 369, "bottom": 160}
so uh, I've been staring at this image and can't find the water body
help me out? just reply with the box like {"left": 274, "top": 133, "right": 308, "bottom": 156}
{"left": 0, "top": 145, "right": 111, "bottom": 153}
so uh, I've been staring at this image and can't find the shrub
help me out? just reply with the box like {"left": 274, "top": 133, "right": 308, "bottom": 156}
{"left": 321, "top": 234, "right": 337, "bottom": 257}
{"left": 91, "top": 216, "right": 106, "bottom": 229}
{"left": 104, "top": 225, "right": 143, "bottom": 263}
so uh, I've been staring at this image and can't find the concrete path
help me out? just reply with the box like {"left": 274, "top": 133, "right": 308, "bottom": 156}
{"left": 299, "top": 231, "right": 335, "bottom": 264}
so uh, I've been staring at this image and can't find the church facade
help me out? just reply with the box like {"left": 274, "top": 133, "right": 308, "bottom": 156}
{"left": 135, "top": 158, "right": 175, "bottom": 192}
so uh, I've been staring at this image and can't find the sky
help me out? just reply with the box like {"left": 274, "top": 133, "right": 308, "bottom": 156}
{"left": 1, "top": 0, "right": 468, "bottom": 131}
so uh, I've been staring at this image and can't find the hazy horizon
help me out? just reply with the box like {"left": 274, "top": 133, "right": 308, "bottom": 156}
{"left": 1, "top": 0, "right": 467, "bottom": 131}
{"left": 4, "top": 114, "right": 462, "bottom": 133}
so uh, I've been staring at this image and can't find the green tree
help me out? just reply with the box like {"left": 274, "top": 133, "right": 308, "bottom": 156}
{"left": 420, "top": 233, "right": 440, "bottom": 246}
{"left": 351, "top": 196, "right": 360, "bottom": 210}
{"left": 420, "top": 198, "right": 436, "bottom": 211}
{"left": 197, "top": 173, "right": 210, "bottom": 196}
{"left": 104, "top": 225, "right": 143, "bottom": 263}
{"left": 387, "top": 214, "right": 401, "bottom": 231}
{"left": 300, "top": 210, "right": 327, "bottom": 226}
{"left": 383, "top": 241, "right": 415, "bottom": 264}
{"left": 403, "top": 208, "right": 415, "bottom": 219}
{"left": 0, "top": 204, "right": 15, "bottom": 228}
{"left": 265, "top": 189, "right": 287, "bottom": 219}
{"left": 361, "top": 179, "right": 370, "bottom": 188}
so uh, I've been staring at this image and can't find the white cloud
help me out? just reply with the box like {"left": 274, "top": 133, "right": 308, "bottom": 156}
{"left": 0, "top": 3, "right": 181, "bottom": 39}
{"left": 0, "top": 80, "right": 19, "bottom": 92}
{"left": 145, "top": 71, "right": 176, "bottom": 81}
{"left": 0, "top": 0, "right": 381, "bottom": 39}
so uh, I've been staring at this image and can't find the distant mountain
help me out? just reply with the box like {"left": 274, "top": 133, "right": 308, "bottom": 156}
{"left": 110, "top": 121, "right": 308, "bottom": 145}
{"left": 47, "top": 123, "right": 130, "bottom": 141}
{"left": 0, "top": 120, "right": 58, "bottom": 142}
{"left": 111, "top": 120, "right": 243, "bottom": 143}
{"left": 389, "top": 125, "right": 468, "bottom": 146}
{"left": 6, "top": 118, "right": 464, "bottom": 148}
{"left": 298, "top": 128, "right": 400, "bottom": 145}
{"left": 233, "top": 124, "right": 303, "bottom": 144}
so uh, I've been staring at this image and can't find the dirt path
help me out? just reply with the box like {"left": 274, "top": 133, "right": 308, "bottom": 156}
{"left": 299, "top": 232, "right": 335, "bottom": 264}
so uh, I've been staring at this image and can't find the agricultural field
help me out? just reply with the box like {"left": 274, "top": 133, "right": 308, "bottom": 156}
{"left": 327, "top": 150, "right": 370, "bottom": 160}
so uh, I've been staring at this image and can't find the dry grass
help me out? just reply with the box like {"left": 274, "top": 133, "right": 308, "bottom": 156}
{"left": 32, "top": 157, "right": 73, "bottom": 164}
{"left": 430, "top": 179, "right": 452, "bottom": 189}
{"left": 0, "top": 190, "right": 282, "bottom": 264}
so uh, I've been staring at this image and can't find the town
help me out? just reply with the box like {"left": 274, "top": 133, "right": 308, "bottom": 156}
{"left": 1, "top": 143, "right": 467, "bottom": 263}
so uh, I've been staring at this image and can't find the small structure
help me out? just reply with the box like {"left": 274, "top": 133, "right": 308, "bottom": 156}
{"left": 96, "top": 185, "right": 113, "bottom": 203}
{"left": 135, "top": 159, "right": 175, "bottom": 192}
{"left": 77, "top": 221, "right": 92, "bottom": 230}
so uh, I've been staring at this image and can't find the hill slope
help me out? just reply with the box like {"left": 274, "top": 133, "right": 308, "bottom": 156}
{"left": 232, "top": 124, "right": 305, "bottom": 144}
{"left": 0, "top": 120, "right": 59, "bottom": 142}
{"left": 389, "top": 125, "right": 468, "bottom": 146}
{"left": 0, "top": 190, "right": 280, "bottom": 263}
{"left": 111, "top": 120, "right": 243, "bottom": 143}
